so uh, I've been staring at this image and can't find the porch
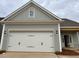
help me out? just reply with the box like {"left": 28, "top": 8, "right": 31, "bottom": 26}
{"left": 61, "top": 27, "right": 79, "bottom": 48}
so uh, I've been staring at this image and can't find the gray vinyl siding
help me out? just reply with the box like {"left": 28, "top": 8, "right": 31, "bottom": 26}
{"left": 8, "top": 6, "right": 56, "bottom": 21}
{"left": 73, "top": 33, "right": 79, "bottom": 48}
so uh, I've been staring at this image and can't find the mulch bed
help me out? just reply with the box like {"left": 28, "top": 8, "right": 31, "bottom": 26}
{"left": 0, "top": 50, "right": 6, "bottom": 54}
{"left": 55, "top": 49, "right": 79, "bottom": 56}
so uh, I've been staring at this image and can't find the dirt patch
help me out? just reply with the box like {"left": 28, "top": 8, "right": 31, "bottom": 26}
{"left": 0, "top": 50, "right": 6, "bottom": 54}
{"left": 55, "top": 49, "right": 79, "bottom": 56}
{"left": 77, "top": 49, "right": 79, "bottom": 51}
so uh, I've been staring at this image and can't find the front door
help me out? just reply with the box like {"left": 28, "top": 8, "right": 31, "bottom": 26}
{"left": 64, "top": 35, "right": 73, "bottom": 47}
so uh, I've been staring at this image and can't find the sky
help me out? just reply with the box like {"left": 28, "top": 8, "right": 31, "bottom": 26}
{"left": 0, "top": 0, "right": 79, "bottom": 22}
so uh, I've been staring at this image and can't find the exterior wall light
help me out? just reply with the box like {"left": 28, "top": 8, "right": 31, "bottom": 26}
{"left": 56, "top": 30, "right": 58, "bottom": 34}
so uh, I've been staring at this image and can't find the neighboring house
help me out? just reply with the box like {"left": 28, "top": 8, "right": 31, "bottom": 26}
{"left": 0, "top": 0, "right": 79, "bottom": 52}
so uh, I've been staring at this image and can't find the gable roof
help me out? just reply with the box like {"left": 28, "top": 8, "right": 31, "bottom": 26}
{"left": 1, "top": 0, "right": 62, "bottom": 21}
{"left": 61, "top": 18, "right": 79, "bottom": 26}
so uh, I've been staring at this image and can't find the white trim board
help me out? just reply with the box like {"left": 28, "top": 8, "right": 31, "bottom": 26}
{"left": 0, "top": 24, "right": 5, "bottom": 49}
{"left": 58, "top": 23, "right": 62, "bottom": 52}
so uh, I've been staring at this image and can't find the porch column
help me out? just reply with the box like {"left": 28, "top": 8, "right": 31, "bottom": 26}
{"left": 58, "top": 23, "right": 62, "bottom": 52}
{"left": 77, "top": 32, "right": 79, "bottom": 48}
{"left": 0, "top": 24, "right": 5, "bottom": 49}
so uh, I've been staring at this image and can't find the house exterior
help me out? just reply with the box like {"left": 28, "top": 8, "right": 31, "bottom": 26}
{"left": 0, "top": 0, "right": 79, "bottom": 52}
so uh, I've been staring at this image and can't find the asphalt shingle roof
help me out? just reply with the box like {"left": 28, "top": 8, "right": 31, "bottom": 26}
{"left": 61, "top": 18, "right": 79, "bottom": 26}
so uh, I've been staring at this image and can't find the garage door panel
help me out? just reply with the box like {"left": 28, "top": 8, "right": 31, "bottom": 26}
{"left": 6, "top": 31, "right": 54, "bottom": 52}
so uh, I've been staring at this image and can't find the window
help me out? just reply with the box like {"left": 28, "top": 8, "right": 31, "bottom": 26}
{"left": 30, "top": 11, "right": 33, "bottom": 16}
{"left": 69, "top": 35, "right": 72, "bottom": 43}
{"left": 28, "top": 7, "right": 35, "bottom": 18}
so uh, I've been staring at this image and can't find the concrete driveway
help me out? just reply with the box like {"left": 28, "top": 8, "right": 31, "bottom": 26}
{"left": 0, "top": 52, "right": 57, "bottom": 58}
{"left": 0, "top": 52, "right": 79, "bottom": 58}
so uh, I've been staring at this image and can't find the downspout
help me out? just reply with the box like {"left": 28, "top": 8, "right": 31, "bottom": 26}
{"left": 0, "top": 24, "right": 5, "bottom": 50}
{"left": 58, "top": 23, "right": 62, "bottom": 52}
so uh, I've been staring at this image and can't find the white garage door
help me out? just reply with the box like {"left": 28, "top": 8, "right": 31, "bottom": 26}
{"left": 6, "top": 31, "right": 54, "bottom": 52}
